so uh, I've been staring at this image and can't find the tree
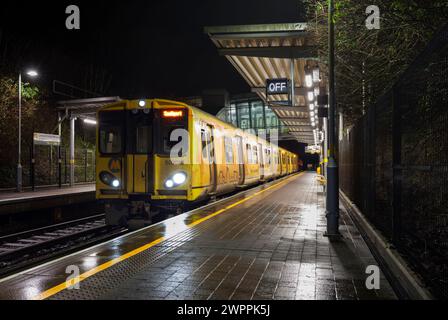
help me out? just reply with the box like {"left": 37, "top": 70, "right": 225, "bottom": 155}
{"left": 0, "top": 76, "right": 55, "bottom": 187}
{"left": 304, "top": 0, "right": 448, "bottom": 125}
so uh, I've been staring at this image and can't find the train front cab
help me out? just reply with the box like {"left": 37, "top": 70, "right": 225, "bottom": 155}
{"left": 96, "top": 100, "right": 195, "bottom": 226}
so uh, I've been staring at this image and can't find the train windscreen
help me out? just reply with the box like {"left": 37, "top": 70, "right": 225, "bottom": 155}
{"left": 126, "top": 110, "right": 153, "bottom": 154}
{"left": 99, "top": 111, "right": 124, "bottom": 155}
{"left": 157, "top": 109, "right": 188, "bottom": 156}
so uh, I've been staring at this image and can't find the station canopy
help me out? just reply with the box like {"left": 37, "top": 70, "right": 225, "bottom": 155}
{"left": 56, "top": 96, "right": 121, "bottom": 119}
{"left": 205, "top": 23, "right": 321, "bottom": 145}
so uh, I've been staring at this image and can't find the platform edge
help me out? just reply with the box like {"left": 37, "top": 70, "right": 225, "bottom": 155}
{"left": 340, "top": 190, "right": 434, "bottom": 300}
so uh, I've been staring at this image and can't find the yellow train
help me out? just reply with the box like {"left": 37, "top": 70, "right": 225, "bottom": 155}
{"left": 96, "top": 99, "right": 300, "bottom": 226}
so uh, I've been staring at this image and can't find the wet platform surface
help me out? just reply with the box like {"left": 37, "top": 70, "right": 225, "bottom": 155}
{"left": 0, "top": 184, "right": 95, "bottom": 215}
{"left": 0, "top": 173, "right": 396, "bottom": 300}
{"left": 0, "top": 184, "right": 95, "bottom": 203}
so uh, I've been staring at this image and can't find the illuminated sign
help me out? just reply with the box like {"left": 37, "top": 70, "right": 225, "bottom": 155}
{"left": 163, "top": 110, "right": 184, "bottom": 118}
{"left": 266, "top": 78, "right": 290, "bottom": 95}
{"left": 305, "top": 145, "right": 321, "bottom": 154}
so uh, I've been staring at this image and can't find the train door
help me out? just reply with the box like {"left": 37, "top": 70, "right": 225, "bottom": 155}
{"left": 127, "top": 110, "right": 152, "bottom": 194}
{"left": 258, "top": 143, "right": 264, "bottom": 180}
{"left": 206, "top": 125, "right": 217, "bottom": 193}
{"left": 235, "top": 136, "right": 245, "bottom": 185}
{"left": 279, "top": 152, "right": 283, "bottom": 176}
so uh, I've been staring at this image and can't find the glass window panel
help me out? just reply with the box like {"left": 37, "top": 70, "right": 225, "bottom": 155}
{"left": 237, "top": 102, "right": 250, "bottom": 130}
{"left": 224, "top": 137, "right": 233, "bottom": 164}
{"left": 230, "top": 104, "right": 237, "bottom": 126}
{"left": 251, "top": 101, "right": 265, "bottom": 129}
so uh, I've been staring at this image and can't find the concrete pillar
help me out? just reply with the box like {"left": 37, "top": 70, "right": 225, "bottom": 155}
{"left": 70, "top": 116, "right": 75, "bottom": 186}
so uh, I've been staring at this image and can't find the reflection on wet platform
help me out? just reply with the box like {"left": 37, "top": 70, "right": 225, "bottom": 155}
{"left": 0, "top": 173, "right": 396, "bottom": 300}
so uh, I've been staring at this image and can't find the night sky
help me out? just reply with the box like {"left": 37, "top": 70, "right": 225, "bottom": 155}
{"left": 0, "top": 0, "right": 306, "bottom": 98}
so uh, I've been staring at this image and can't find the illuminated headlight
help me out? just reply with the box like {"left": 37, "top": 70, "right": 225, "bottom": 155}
{"left": 165, "top": 172, "right": 187, "bottom": 188}
{"left": 138, "top": 100, "right": 146, "bottom": 107}
{"left": 99, "top": 171, "right": 120, "bottom": 188}
{"left": 172, "top": 172, "right": 186, "bottom": 185}
{"left": 112, "top": 179, "right": 120, "bottom": 188}
{"left": 165, "top": 179, "right": 174, "bottom": 188}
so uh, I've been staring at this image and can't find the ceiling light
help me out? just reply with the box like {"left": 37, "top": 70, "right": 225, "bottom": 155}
{"left": 83, "top": 118, "right": 97, "bottom": 125}
{"left": 305, "top": 74, "right": 313, "bottom": 88}
{"left": 307, "top": 91, "right": 314, "bottom": 101}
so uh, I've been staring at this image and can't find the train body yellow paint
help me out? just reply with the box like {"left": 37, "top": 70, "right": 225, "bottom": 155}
{"left": 96, "top": 99, "right": 300, "bottom": 226}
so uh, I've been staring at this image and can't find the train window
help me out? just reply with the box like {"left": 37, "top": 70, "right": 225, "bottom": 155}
{"left": 224, "top": 137, "right": 233, "bottom": 164}
{"left": 100, "top": 127, "right": 122, "bottom": 154}
{"left": 99, "top": 111, "right": 123, "bottom": 155}
{"left": 246, "top": 144, "right": 252, "bottom": 164}
{"left": 136, "top": 126, "right": 151, "bottom": 153}
{"left": 126, "top": 110, "right": 152, "bottom": 154}
{"left": 252, "top": 146, "right": 258, "bottom": 164}
{"left": 201, "top": 129, "right": 208, "bottom": 160}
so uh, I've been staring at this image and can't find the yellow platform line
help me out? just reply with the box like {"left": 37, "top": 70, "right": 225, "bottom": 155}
{"left": 33, "top": 172, "right": 303, "bottom": 300}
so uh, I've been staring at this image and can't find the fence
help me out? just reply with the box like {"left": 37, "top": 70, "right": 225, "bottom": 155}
{"left": 339, "top": 25, "right": 448, "bottom": 298}
{"left": 0, "top": 147, "right": 95, "bottom": 189}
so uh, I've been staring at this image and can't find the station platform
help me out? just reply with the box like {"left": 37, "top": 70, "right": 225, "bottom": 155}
{"left": 0, "top": 173, "right": 397, "bottom": 300}
{"left": 0, "top": 184, "right": 95, "bottom": 216}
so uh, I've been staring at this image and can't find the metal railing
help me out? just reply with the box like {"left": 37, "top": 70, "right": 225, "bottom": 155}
{"left": 0, "top": 147, "right": 95, "bottom": 190}
{"left": 339, "top": 25, "right": 448, "bottom": 298}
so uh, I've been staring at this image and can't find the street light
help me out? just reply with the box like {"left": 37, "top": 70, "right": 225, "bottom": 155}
{"left": 26, "top": 70, "right": 38, "bottom": 77}
{"left": 17, "top": 69, "right": 38, "bottom": 192}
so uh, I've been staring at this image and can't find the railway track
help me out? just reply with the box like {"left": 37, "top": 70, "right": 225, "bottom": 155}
{"left": 0, "top": 214, "right": 126, "bottom": 277}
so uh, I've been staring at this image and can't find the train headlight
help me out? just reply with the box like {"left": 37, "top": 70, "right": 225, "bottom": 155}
{"left": 172, "top": 172, "right": 186, "bottom": 185}
{"left": 138, "top": 100, "right": 146, "bottom": 107}
{"left": 100, "top": 171, "right": 121, "bottom": 188}
{"left": 165, "top": 172, "right": 187, "bottom": 188}
{"left": 112, "top": 179, "right": 120, "bottom": 188}
{"left": 165, "top": 179, "right": 174, "bottom": 188}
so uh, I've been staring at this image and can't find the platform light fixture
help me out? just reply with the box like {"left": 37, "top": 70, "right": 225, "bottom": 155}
{"left": 83, "top": 118, "right": 97, "bottom": 125}
{"left": 309, "top": 103, "right": 315, "bottom": 111}
{"left": 305, "top": 73, "right": 313, "bottom": 88}
{"left": 312, "top": 67, "right": 320, "bottom": 83}
{"left": 307, "top": 91, "right": 314, "bottom": 101}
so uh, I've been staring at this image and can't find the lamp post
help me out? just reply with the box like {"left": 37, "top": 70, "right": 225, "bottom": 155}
{"left": 16, "top": 70, "right": 38, "bottom": 192}
{"left": 325, "top": 0, "right": 340, "bottom": 236}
